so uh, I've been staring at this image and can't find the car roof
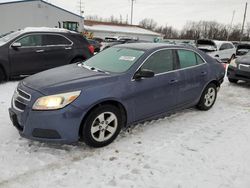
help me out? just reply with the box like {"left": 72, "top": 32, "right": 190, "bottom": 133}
{"left": 20, "top": 27, "right": 78, "bottom": 34}
{"left": 115, "top": 42, "right": 194, "bottom": 51}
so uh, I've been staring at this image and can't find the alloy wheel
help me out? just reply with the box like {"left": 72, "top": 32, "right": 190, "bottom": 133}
{"left": 204, "top": 87, "right": 216, "bottom": 107}
{"left": 90, "top": 112, "right": 118, "bottom": 142}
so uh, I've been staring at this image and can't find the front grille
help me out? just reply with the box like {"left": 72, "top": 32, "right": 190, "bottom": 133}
{"left": 17, "top": 88, "right": 31, "bottom": 101}
{"left": 14, "top": 100, "right": 26, "bottom": 111}
{"left": 12, "top": 88, "right": 31, "bottom": 112}
{"left": 239, "top": 64, "right": 250, "bottom": 72}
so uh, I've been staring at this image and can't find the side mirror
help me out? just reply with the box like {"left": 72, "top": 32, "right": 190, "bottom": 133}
{"left": 11, "top": 42, "right": 22, "bottom": 48}
{"left": 134, "top": 69, "right": 155, "bottom": 80}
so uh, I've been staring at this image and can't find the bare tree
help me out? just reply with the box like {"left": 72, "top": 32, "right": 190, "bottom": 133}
{"left": 156, "top": 25, "right": 179, "bottom": 39}
{"left": 139, "top": 18, "right": 158, "bottom": 30}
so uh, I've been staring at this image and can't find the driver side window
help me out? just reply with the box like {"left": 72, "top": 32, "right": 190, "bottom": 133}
{"left": 16, "top": 35, "right": 42, "bottom": 47}
{"left": 219, "top": 43, "right": 228, "bottom": 51}
{"left": 141, "top": 49, "right": 174, "bottom": 74}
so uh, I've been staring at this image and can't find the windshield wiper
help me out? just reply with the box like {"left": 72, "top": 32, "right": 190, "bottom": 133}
{"left": 78, "top": 63, "right": 109, "bottom": 74}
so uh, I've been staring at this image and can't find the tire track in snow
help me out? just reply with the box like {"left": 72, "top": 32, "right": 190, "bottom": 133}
{"left": 0, "top": 148, "right": 96, "bottom": 187}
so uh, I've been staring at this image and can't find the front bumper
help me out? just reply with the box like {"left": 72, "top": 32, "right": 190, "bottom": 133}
{"left": 9, "top": 83, "right": 86, "bottom": 144}
{"left": 227, "top": 65, "right": 250, "bottom": 82}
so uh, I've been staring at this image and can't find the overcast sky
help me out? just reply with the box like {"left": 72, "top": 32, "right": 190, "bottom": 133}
{"left": 0, "top": 0, "right": 249, "bottom": 29}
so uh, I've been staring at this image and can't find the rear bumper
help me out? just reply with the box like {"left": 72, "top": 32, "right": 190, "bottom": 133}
{"left": 227, "top": 66, "right": 250, "bottom": 82}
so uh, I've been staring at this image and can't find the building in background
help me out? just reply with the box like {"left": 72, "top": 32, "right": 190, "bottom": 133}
{"left": 0, "top": 0, "right": 84, "bottom": 35}
{"left": 84, "top": 20, "right": 162, "bottom": 42}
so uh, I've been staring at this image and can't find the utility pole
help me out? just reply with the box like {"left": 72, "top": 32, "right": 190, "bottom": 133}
{"left": 79, "top": 0, "right": 84, "bottom": 16}
{"left": 240, "top": 2, "right": 248, "bottom": 42}
{"left": 227, "top": 10, "right": 235, "bottom": 41}
{"left": 130, "top": 0, "right": 135, "bottom": 25}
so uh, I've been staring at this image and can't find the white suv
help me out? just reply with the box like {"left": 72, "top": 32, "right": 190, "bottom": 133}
{"left": 196, "top": 39, "right": 236, "bottom": 63}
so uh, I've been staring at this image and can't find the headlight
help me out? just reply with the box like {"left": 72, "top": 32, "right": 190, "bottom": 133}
{"left": 229, "top": 59, "right": 237, "bottom": 68}
{"left": 33, "top": 91, "right": 81, "bottom": 110}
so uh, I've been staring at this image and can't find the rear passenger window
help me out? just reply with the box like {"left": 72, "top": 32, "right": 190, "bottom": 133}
{"left": 177, "top": 50, "right": 197, "bottom": 68}
{"left": 43, "top": 35, "right": 71, "bottom": 46}
{"left": 141, "top": 50, "right": 174, "bottom": 74}
{"left": 17, "top": 35, "right": 42, "bottom": 47}
{"left": 196, "top": 54, "right": 205, "bottom": 64}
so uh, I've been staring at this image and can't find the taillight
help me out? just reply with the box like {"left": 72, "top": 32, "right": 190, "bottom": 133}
{"left": 222, "top": 63, "right": 227, "bottom": 69}
{"left": 88, "top": 45, "right": 95, "bottom": 54}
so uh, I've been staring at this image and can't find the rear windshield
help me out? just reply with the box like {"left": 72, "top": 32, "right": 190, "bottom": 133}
{"left": 197, "top": 40, "right": 216, "bottom": 46}
{"left": 69, "top": 34, "right": 89, "bottom": 45}
{"left": 0, "top": 31, "right": 21, "bottom": 45}
{"left": 84, "top": 47, "right": 144, "bottom": 73}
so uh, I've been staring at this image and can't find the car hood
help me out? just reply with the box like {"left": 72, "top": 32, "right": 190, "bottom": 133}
{"left": 23, "top": 64, "right": 115, "bottom": 94}
{"left": 236, "top": 55, "right": 250, "bottom": 65}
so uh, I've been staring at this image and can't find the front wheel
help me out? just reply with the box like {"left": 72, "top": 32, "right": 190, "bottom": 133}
{"left": 81, "top": 105, "right": 122, "bottom": 147}
{"left": 197, "top": 83, "right": 217, "bottom": 111}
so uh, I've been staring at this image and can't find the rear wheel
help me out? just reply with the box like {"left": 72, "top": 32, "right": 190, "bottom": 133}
{"left": 70, "top": 58, "right": 84, "bottom": 64}
{"left": 0, "top": 68, "right": 6, "bottom": 83}
{"left": 81, "top": 105, "right": 122, "bottom": 147}
{"left": 197, "top": 83, "right": 217, "bottom": 111}
{"left": 228, "top": 78, "right": 238, "bottom": 83}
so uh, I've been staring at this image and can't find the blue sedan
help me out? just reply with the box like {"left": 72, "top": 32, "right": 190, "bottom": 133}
{"left": 9, "top": 43, "right": 225, "bottom": 147}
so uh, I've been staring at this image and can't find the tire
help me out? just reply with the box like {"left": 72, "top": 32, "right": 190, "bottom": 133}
{"left": 81, "top": 105, "right": 122, "bottom": 147}
{"left": 197, "top": 83, "right": 217, "bottom": 111}
{"left": 0, "top": 68, "right": 6, "bottom": 83}
{"left": 70, "top": 58, "right": 84, "bottom": 64}
{"left": 228, "top": 78, "right": 238, "bottom": 83}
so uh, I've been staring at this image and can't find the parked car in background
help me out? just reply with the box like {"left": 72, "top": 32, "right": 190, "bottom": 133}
{"left": 92, "top": 37, "right": 104, "bottom": 43}
{"left": 196, "top": 39, "right": 236, "bottom": 63}
{"left": 9, "top": 43, "right": 225, "bottom": 147}
{"left": 227, "top": 52, "right": 250, "bottom": 83}
{"left": 0, "top": 31, "right": 14, "bottom": 38}
{"left": 100, "top": 36, "right": 145, "bottom": 51}
{"left": 87, "top": 39, "right": 102, "bottom": 52}
{"left": 236, "top": 43, "right": 250, "bottom": 57}
{"left": 159, "top": 39, "right": 196, "bottom": 47}
{"left": 0, "top": 27, "right": 94, "bottom": 82}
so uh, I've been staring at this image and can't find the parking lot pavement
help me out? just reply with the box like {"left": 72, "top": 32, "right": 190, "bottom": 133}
{"left": 0, "top": 79, "right": 249, "bottom": 188}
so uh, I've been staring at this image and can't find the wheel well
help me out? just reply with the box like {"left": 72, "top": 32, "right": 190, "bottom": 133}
{"left": 0, "top": 64, "right": 7, "bottom": 80}
{"left": 209, "top": 80, "right": 220, "bottom": 88}
{"left": 78, "top": 100, "right": 127, "bottom": 139}
{"left": 70, "top": 56, "right": 86, "bottom": 64}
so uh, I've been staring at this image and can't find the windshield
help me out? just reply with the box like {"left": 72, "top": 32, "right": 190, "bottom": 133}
{"left": 84, "top": 47, "right": 144, "bottom": 73}
{"left": 0, "top": 31, "right": 21, "bottom": 45}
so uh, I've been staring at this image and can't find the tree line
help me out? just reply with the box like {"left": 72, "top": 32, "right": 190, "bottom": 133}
{"left": 85, "top": 15, "right": 250, "bottom": 41}
{"left": 139, "top": 18, "right": 250, "bottom": 41}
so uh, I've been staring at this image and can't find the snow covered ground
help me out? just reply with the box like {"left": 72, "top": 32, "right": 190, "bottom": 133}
{"left": 0, "top": 79, "right": 249, "bottom": 188}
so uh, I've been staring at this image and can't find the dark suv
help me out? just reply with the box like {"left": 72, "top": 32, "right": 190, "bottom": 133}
{"left": 0, "top": 27, "right": 94, "bottom": 82}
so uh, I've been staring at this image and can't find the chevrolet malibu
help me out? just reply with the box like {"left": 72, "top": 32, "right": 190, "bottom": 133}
{"left": 9, "top": 43, "right": 225, "bottom": 147}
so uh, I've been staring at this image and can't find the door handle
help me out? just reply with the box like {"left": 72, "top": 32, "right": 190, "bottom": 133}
{"left": 65, "top": 47, "right": 72, "bottom": 50}
{"left": 36, "top": 50, "right": 44, "bottom": 53}
{"left": 200, "top": 71, "right": 207, "bottom": 76}
{"left": 169, "top": 79, "right": 179, "bottom": 84}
